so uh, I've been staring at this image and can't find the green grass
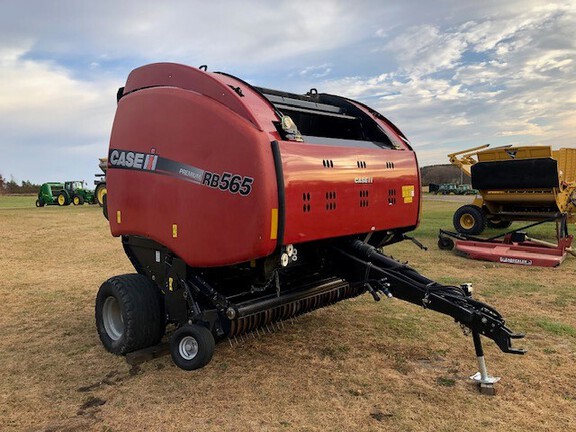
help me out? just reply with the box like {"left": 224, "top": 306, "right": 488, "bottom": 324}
{"left": 536, "top": 320, "right": 576, "bottom": 337}
{"left": 1, "top": 193, "right": 575, "bottom": 431}
{"left": 412, "top": 200, "right": 561, "bottom": 242}
{"left": 0, "top": 194, "right": 36, "bottom": 208}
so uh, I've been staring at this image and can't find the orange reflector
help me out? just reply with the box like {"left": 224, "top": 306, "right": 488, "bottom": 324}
{"left": 172, "top": 224, "right": 178, "bottom": 238}
{"left": 270, "top": 208, "right": 278, "bottom": 240}
{"left": 116, "top": 210, "right": 121, "bottom": 224}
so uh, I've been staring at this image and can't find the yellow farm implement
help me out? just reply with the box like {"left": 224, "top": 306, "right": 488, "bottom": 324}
{"left": 448, "top": 144, "right": 576, "bottom": 235}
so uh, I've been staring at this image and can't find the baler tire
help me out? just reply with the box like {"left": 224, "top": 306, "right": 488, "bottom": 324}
{"left": 35, "top": 199, "right": 42, "bottom": 207}
{"left": 487, "top": 219, "right": 512, "bottom": 229}
{"left": 170, "top": 324, "right": 215, "bottom": 371}
{"left": 95, "top": 274, "right": 165, "bottom": 355}
{"left": 453, "top": 205, "right": 486, "bottom": 235}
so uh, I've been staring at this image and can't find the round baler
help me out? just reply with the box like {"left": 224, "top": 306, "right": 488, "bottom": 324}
{"left": 96, "top": 63, "right": 524, "bottom": 373}
{"left": 449, "top": 145, "right": 576, "bottom": 235}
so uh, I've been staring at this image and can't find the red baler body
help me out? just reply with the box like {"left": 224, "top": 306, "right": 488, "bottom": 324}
{"left": 107, "top": 63, "right": 420, "bottom": 267}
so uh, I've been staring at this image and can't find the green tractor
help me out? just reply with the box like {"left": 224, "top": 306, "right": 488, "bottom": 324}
{"left": 36, "top": 181, "right": 97, "bottom": 207}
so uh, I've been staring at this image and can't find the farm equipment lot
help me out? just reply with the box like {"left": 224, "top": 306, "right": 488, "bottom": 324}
{"left": 1, "top": 195, "right": 575, "bottom": 431}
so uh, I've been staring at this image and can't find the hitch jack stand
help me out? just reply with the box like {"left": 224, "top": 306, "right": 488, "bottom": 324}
{"left": 470, "top": 331, "right": 500, "bottom": 395}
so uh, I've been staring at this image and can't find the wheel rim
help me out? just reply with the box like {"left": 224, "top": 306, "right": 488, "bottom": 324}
{"left": 73, "top": 197, "right": 79, "bottom": 205}
{"left": 102, "top": 296, "right": 124, "bottom": 341}
{"left": 98, "top": 187, "right": 107, "bottom": 204}
{"left": 178, "top": 336, "right": 199, "bottom": 360}
{"left": 460, "top": 213, "right": 475, "bottom": 229}
{"left": 58, "top": 195, "right": 65, "bottom": 205}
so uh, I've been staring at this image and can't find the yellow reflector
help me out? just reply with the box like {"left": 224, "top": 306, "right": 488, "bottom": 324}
{"left": 116, "top": 210, "right": 121, "bottom": 224}
{"left": 402, "top": 185, "right": 415, "bottom": 204}
{"left": 172, "top": 224, "right": 178, "bottom": 238}
{"left": 168, "top": 277, "right": 173, "bottom": 291}
{"left": 270, "top": 208, "right": 278, "bottom": 240}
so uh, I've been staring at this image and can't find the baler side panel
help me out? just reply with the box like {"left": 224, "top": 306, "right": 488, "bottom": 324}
{"left": 107, "top": 88, "right": 278, "bottom": 267}
{"left": 278, "top": 141, "right": 420, "bottom": 244}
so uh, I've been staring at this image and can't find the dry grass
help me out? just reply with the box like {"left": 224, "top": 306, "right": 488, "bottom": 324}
{"left": 0, "top": 196, "right": 575, "bottom": 431}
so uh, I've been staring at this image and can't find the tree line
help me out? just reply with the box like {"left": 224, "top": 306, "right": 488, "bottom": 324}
{"left": 0, "top": 174, "right": 41, "bottom": 194}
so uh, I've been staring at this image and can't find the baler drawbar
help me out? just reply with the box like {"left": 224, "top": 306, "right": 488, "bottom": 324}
{"left": 96, "top": 63, "right": 524, "bottom": 381}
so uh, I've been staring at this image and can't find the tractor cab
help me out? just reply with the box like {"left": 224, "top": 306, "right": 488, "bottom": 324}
{"left": 65, "top": 181, "right": 85, "bottom": 193}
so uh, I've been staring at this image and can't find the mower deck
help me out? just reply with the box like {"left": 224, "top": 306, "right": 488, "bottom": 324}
{"left": 454, "top": 238, "right": 572, "bottom": 267}
{"left": 438, "top": 216, "right": 574, "bottom": 267}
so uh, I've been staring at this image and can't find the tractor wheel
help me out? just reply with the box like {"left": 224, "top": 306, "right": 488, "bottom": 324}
{"left": 487, "top": 219, "right": 512, "bottom": 229}
{"left": 95, "top": 183, "right": 107, "bottom": 207}
{"left": 438, "top": 236, "right": 455, "bottom": 250}
{"left": 57, "top": 192, "right": 69, "bottom": 206}
{"left": 453, "top": 205, "right": 486, "bottom": 235}
{"left": 35, "top": 199, "right": 44, "bottom": 207}
{"left": 95, "top": 274, "right": 165, "bottom": 355}
{"left": 73, "top": 195, "right": 84, "bottom": 205}
{"left": 170, "top": 324, "right": 215, "bottom": 371}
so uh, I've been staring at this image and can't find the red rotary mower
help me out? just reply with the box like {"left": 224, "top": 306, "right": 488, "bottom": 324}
{"left": 96, "top": 63, "right": 524, "bottom": 384}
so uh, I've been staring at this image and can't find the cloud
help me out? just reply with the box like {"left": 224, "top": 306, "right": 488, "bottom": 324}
{"left": 0, "top": 1, "right": 377, "bottom": 69}
{"left": 0, "top": 46, "right": 117, "bottom": 182}
{"left": 382, "top": 25, "right": 468, "bottom": 76}
{"left": 0, "top": 0, "right": 574, "bottom": 182}
{"left": 321, "top": 2, "right": 576, "bottom": 165}
{"left": 298, "top": 64, "right": 333, "bottom": 79}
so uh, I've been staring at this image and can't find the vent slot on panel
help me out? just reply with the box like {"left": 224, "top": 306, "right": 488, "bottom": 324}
{"left": 322, "top": 159, "right": 334, "bottom": 168}
{"left": 359, "top": 190, "right": 369, "bottom": 208}
{"left": 385, "top": 161, "right": 395, "bottom": 169}
{"left": 388, "top": 188, "right": 397, "bottom": 205}
{"left": 302, "top": 192, "right": 311, "bottom": 213}
{"left": 356, "top": 161, "right": 367, "bottom": 168}
{"left": 325, "top": 191, "right": 337, "bottom": 211}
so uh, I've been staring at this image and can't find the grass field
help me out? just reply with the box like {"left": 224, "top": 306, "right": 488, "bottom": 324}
{"left": 1, "top": 195, "right": 575, "bottom": 431}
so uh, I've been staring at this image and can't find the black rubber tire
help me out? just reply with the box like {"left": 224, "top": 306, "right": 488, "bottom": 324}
{"left": 73, "top": 195, "right": 85, "bottom": 205}
{"left": 95, "top": 274, "right": 165, "bottom": 355}
{"left": 57, "top": 191, "right": 69, "bottom": 206}
{"left": 35, "top": 199, "right": 43, "bottom": 207}
{"left": 95, "top": 183, "right": 107, "bottom": 207}
{"left": 453, "top": 205, "right": 486, "bottom": 235}
{"left": 170, "top": 324, "right": 215, "bottom": 371}
{"left": 487, "top": 219, "right": 512, "bottom": 229}
{"left": 438, "top": 236, "right": 455, "bottom": 250}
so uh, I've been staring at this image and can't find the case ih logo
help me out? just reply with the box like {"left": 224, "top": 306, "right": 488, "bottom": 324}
{"left": 109, "top": 149, "right": 158, "bottom": 170}
{"left": 505, "top": 150, "right": 518, "bottom": 159}
{"left": 108, "top": 148, "right": 253, "bottom": 196}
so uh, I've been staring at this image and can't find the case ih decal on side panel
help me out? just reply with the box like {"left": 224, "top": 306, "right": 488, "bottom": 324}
{"left": 108, "top": 148, "right": 254, "bottom": 196}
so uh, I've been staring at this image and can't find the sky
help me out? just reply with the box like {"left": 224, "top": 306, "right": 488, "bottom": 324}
{"left": 0, "top": 0, "right": 574, "bottom": 184}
